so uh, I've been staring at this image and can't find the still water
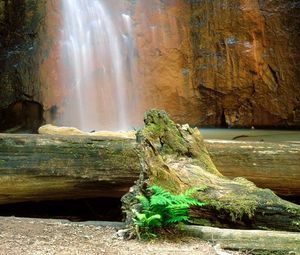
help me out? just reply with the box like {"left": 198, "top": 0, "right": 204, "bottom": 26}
{"left": 200, "top": 128, "right": 300, "bottom": 142}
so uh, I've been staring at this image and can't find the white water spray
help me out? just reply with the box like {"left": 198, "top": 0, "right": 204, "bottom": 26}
{"left": 60, "top": 0, "right": 130, "bottom": 131}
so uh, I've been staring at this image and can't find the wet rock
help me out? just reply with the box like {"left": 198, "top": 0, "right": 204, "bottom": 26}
{"left": 1, "top": 0, "right": 300, "bottom": 130}
{"left": 0, "top": 0, "right": 46, "bottom": 131}
{"left": 190, "top": 0, "right": 300, "bottom": 127}
{"left": 0, "top": 100, "right": 44, "bottom": 133}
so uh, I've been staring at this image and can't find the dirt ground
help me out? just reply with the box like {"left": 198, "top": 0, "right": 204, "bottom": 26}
{"left": 0, "top": 216, "right": 247, "bottom": 255}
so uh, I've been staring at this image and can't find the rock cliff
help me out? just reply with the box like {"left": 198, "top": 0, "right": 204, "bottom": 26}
{"left": 0, "top": 0, "right": 299, "bottom": 131}
{"left": 0, "top": 0, "right": 45, "bottom": 132}
{"left": 190, "top": 0, "right": 300, "bottom": 127}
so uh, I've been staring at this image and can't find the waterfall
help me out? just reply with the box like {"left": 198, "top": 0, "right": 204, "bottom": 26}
{"left": 59, "top": 0, "right": 131, "bottom": 131}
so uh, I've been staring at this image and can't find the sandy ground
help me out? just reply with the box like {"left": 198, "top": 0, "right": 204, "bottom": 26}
{"left": 0, "top": 217, "right": 247, "bottom": 255}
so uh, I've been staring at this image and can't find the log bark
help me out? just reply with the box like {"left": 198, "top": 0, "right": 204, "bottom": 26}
{"left": 181, "top": 225, "right": 300, "bottom": 253}
{"left": 0, "top": 132, "right": 299, "bottom": 203}
{"left": 121, "top": 110, "right": 300, "bottom": 233}
{"left": 0, "top": 110, "right": 300, "bottom": 233}
{"left": 206, "top": 140, "right": 300, "bottom": 197}
{"left": 0, "top": 134, "right": 140, "bottom": 204}
{"left": 0, "top": 131, "right": 300, "bottom": 204}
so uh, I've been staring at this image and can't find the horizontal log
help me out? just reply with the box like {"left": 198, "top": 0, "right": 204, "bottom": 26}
{"left": 0, "top": 134, "right": 299, "bottom": 205}
{"left": 181, "top": 225, "right": 300, "bottom": 253}
{"left": 206, "top": 140, "right": 300, "bottom": 196}
{"left": 0, "top": 133, "right": 141, "bottom": 204}
{"left": 1, "top": 108, "right": 300, "bottom": 233}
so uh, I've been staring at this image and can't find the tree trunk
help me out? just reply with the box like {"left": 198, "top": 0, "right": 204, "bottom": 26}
{"left": 0, "top": 110, "right": 300, "bottom": 232}
{"left": 181, "top": 225, "right": 300, "bottom": 253}
{"left": 0, "top": 134, "right": 299, "bottom": 204}
{"left": 121, "top": 110, "right": 300, "bottom": 232}
{"left": 0, "top": 133, "right": 140, "bottom": 204}
{"left": 206, "top": 140, "right": 300, "bottom": 197}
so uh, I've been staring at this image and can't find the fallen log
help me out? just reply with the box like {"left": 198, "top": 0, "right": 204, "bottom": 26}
{"left": 181, "top": 225, "right": 300, "bottom": 253}
{"left": 0, "top": 110, "right": 300, "bottom": 232}
{"left": 206, "top": 140, "right": 300, "bottom": 197}
{"left": 0, "top": 134, "right": 299, "bottom": 205}
{"left": 0, "top": 134, "right": 140, "bottom": 204}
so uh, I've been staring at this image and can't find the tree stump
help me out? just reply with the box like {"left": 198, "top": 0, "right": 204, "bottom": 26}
{"left": 122, "top": 109, "right": 300, "bottom": 232}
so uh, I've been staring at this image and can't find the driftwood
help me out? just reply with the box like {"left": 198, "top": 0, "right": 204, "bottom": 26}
{"left": 0, "top": 110, "right": 299, "bottom": 233}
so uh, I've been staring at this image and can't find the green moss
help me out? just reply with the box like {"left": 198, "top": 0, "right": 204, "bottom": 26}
{"left": 141, "top": 109, "right": 188, "bottom": 156}
{"left": 287, "top": 207, "right": 300, "bottom": 217}
{"left": 199, "top": 182, "right": 259, "bottom": 222}
{"left": 140, "top": 109, "right": 220, "bottom": 176}
{"left": 292, "top": 221, "right": 300, "bottom": 227}
{"left": 208, "top": 197, "right": 257, "bottom": 221}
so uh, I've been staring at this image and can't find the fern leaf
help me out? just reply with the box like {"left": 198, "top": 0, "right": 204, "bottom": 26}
{"left": 150, "top": 194, "right": 171, "bottom": 206}
{"left": 166, "top": 215, "right": 189, "bottom": 224}
{"left": 170, "top": 195, "right": 192, "bottom": 204}
{"left": 146, "top": 214, "right": 162, "bottom": 228}
{"left": 183, "top": 187, "right": 198, "bottom": 197}
{"left": 135, "top": 212, "right": 147, "bottom": 222}
{"left": 135, "top": 185, "right": 208, "bottom": 235}
{"left": 167, "top": 203, "right": 189, "bottom": 210}
{"left": 171, "top": 194, "right": 206, "bottom": 207}
{"left": 166, "top": 204, "right": 189, "bottom": 216}
{"left": 189, "top": 200, "right": 206, "bottom": 207}
{"left": 133, "top": 212, "right": 148, "bottom": 227}
{"left": 136, "top": 195, "right": 150, "bottom": 210}
{"left": 148, "top": 185, "right": 172, "bottom": 198}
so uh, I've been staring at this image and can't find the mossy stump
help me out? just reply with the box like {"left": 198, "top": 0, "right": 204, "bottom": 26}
{"left": 122, "top": 109, "right": 300, "bottom": 232}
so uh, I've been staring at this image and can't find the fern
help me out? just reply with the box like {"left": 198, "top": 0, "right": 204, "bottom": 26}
{"left": 136, "top": 195, "right": 150, "bottom": 211}
{"left": 166, "top": 215, "right": 189, "bottom": 224}
{"left": 183, "top": 187, "right": 200, "bottom": 197}
{"left": 133, "top": 210, "right": 162, "bottom": 228}
{"left": 133, "top": 185, "right": 206, "bottom": 239}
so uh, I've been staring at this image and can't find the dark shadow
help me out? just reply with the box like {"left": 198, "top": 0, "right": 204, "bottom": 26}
{"left": 220, "top": 110, "right": 228, "bottom": 128}
{"left": 0, "top": 100, "right": 44, "bottom": 133}
{"left": 280, "top": 196, "right": 300, "bottom": 205}
{"left": 0, "top": 197, "right": 123, "bottom": 222}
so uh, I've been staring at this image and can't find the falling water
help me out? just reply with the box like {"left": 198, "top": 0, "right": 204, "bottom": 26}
{"left": 56, "top": 0, "right": 185, "bottom": 131}
{"left": 60, "top": 0, "right": 130, "bottom": 131}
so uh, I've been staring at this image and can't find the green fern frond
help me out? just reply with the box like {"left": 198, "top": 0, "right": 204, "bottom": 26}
{"left": 148, "top": 185, "right": 172, "bottom": 198}
{"left": 183, "top": 186, "right": 206, "bottom": 196}
{"left": 133, "top": 211, "right": 148, "bottom": 227}
{"left": 133, "top": 185, "right": 208, "bottom": 239}
{"left": 132, "top": 210, "right": 162, "bottom": 228}
{"left": 166, "top": 215, "right": 189, "bottom": 224}
{"left": 166, "top": 204, "right": 189, "bottom": 217}
{"left": 189, "top": 200, "right": 206, "bottom": 207}
{"left": 170, "top": 195, "right": 193, "bottom": 204}
{"left": 166, "top": 203, "right": 189, "bottom": 210}
{"left": 146, "top": 214, "right": 162, "bottom": 227}
{"left": 136, "top": 195, "right": 150, "bottom": 210}
{"left": 150, "top": 194, "right": 172, "bottom": 206}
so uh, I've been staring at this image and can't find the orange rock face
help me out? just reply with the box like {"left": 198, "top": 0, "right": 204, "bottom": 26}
{"left": 126, "top": 0, "right": 202, "bottom": 127}
{"left": 40, "top": 0, "right": 199, "bottom": 128}
{"left": 190, "top": 0, "right": 300, "bottom": 127}
{"left": 39, "top": 0, "right": 64, "bottom": 124}
{"left": 39, "top": 0, "right": 300, "bottom": 128}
